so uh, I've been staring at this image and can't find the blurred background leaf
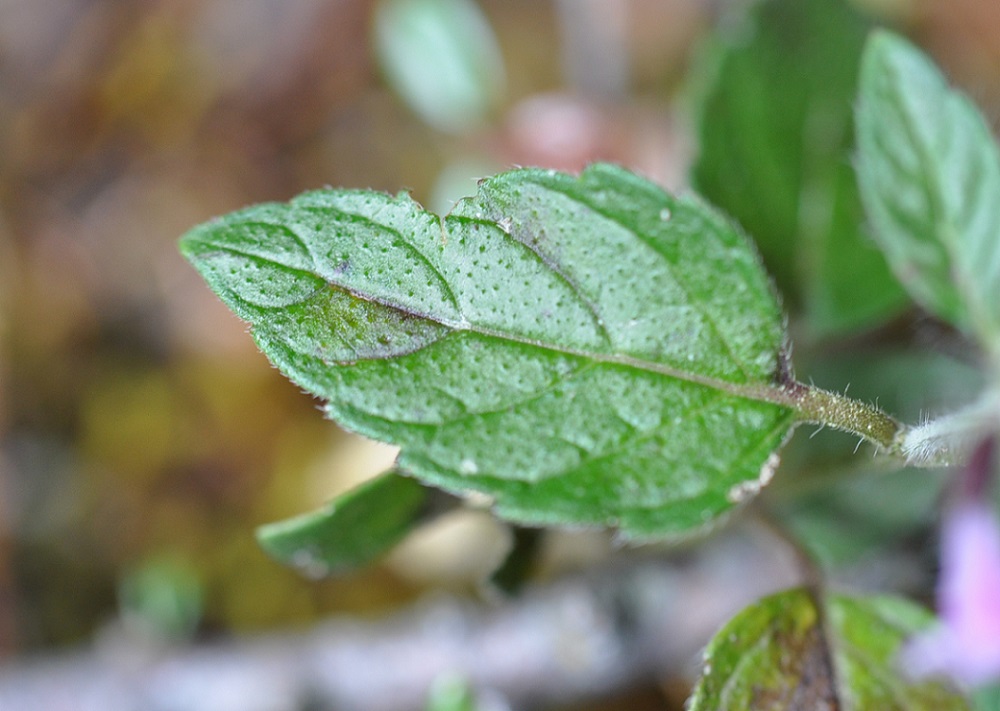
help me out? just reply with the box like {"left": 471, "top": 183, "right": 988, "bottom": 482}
{"left": 375, "top": 0, "right": 507, "bottom": 134}
{"left": 425, "top": 675, "right": 478, "bottom": 711}
{"left": 690, "top": 0, "right": 908, "bottom": 339}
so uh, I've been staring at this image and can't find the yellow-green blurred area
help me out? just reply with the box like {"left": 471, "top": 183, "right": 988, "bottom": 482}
{"left": 0, "top": 0, "right": 999, "bottom": 676}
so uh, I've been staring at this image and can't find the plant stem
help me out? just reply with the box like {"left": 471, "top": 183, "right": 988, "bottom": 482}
{"left": 788, "top": 385, "right": 1000, "bottom": 469}
{"left": 899, "top": 393, "right": 1000, "bottom": 468}
{"left": 789, "top": 383, "right": 906, "bottom": 457}
{"left": 751, "top": 505, "right": 824, "bottom": 591}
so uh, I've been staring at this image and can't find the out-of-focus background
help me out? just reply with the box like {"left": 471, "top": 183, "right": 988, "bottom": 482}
{"left": 1, "top": 0, "right": 1000, "bottom": 708}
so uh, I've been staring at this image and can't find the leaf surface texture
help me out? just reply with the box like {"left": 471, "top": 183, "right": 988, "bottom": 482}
{"left": 182, "top": 164, "right": 796, "bottom": 538}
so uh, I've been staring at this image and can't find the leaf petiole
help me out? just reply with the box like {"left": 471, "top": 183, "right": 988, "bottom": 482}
{"left": 789, "top": 384, "right": 905, "bottom": 456}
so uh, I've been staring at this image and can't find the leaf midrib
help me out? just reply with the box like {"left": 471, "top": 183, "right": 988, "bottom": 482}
{"left": 268, "top": 284, "right": 797, "bottom": 423}
{"left": 195, "top": 222, "right": 801, "bottom": 417}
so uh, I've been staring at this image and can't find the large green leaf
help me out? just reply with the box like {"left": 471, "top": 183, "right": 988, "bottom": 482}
{"left": 180, "top": 164, "right": 897, "bottom": 539}
{"left": 689, "top": 588, "right": 970, "bottom": 710}
{"left": 692, "top": 0, "right": 907, "bottom": 337}
{"left": 857, "top": 31, "right": 1000, "bottom": 354}
{"left": 256, "top": 469, "right": 430, "bottom": 577}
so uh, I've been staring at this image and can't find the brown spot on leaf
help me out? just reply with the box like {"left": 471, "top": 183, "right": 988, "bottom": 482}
{"left": 751, "top": 616, "right": 839, "bottom": 711}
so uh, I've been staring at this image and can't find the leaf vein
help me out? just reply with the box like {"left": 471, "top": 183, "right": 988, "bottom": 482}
{"left": 467, "top": 194, "right": 615, "bottom": 347}
{"left": 299, "top": 206, "right": 466, "bottom": 319}
{"left": 522, "top": 177, "right": 756, "bottom": 380}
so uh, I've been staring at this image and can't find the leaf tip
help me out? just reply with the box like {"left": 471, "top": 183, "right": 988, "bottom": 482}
{"left": 255, "top": 518, "right": 335, "bottom": 580}
{"left": 177, "top": 223, "right": 210, "bottom": 262}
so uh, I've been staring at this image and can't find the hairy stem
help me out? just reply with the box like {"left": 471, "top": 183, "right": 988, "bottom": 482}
{"left": 788, "top": 383, "right": 907, "bottom": 458}
{"left": 788, "top": 385, "right": 1000, "bottom": 469}
{"left": 900, "top": 393, "right": 1000, "bottom": 468}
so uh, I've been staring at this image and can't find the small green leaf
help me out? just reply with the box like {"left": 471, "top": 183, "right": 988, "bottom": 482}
{"left": 689, "top": 588, "right": 971, "bottom": 710}
{"left": 118, "top": 555, "right": 203, "bottom": 641}
{"left": 256, "top": 470, "right": 429, "bottom": 577}
{"left": 692, "top": 0, "right": 907, "bottom": 337}
{"left": 425, "top": 675, "right": 477, "bottom": 711}
{"left": 374, "top": 0, "right": 505, "bottom": 133}
{"left": 857, "top": 31, "right": 1000, "bottom": 353}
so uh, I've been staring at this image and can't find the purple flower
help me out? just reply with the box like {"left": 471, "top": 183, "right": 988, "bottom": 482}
{"left": 903, "top": 500, "right": 1000, "bottom": 687}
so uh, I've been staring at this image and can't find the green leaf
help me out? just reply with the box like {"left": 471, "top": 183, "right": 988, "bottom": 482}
{"left": 856, "top": 31, "right": 1000, "bottom": 353}
{"left": 181, "top": 164, "right": 901, "bottom": 539}
{"left": 425, "top": 675, "right": 477, "bottom": 711}
{"left": 256, "top": 469, "right": 429, "bottom": 577}
{"left": 829, "top": 595, "right": 970, "bottom": 710}
{"left": 692, "top": 0, "right": 907, "bottom": 337}
{"left": 374, "top": 0, "right": 505, "bottom": 133}
{"left": 689, "top": 588, "right": 971, "bottom": 710}
{"left": 118, "top": 555, "right": 203, "bottom": 641}
{"left": 973, "top": 683, "right": 1000, "bottom": 711}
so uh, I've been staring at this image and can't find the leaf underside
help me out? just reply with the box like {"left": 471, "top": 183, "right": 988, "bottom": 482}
{"left": 689, "top": 588, "right": 970, "bottom": 711}
{"left": 857, "top": 31, "right": 1000, "bottom": 350}
{"left": 181, "top": 163, "right": 796, "bottom": 539}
